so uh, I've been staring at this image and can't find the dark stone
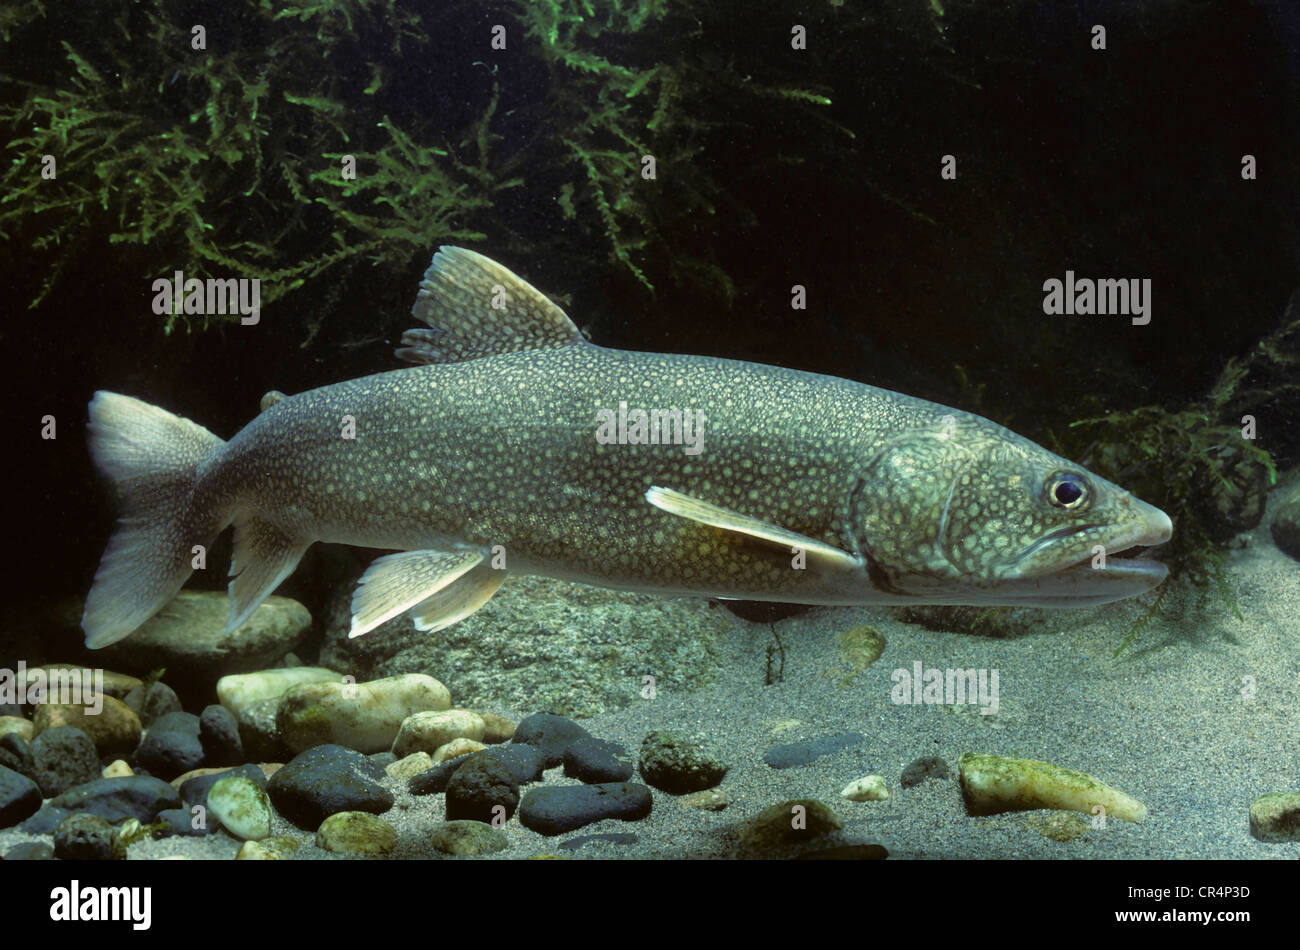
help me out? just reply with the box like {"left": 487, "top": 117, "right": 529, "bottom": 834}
{"left": 518, "top": 783, "right": 653, "bottom": 836}
{"left": 558, "top": 832, "right": 638, "bottom": 850}
{"left": 0, "top": 764, "right": 42, "bottom": 828}
{"left": 763, "top": 732, "right": 864, "bottom": 770}
{"left": 0, "top": 703, "right": 23, "bottom": 719}
{"left": 445, "top": 752, "right": 519, "bottom": 823}
{"left": 123, "top": 682, "right": 183, "bottom": 727}
{"left": 639, "top": 730, "right": 729, "bottom": 793}
{"left": 133, "top": 711, "right": 204, "bottom": 779}
{"left": 479, "top": 743, "right": 545, "bottom": 785}
{"left": 900, "top": 756, "right": 952, "bottom": 788}
{"left": 267, "top": 744, "right": 393, "bottom": 830}
{"left": 367, "top": 751, "right": 397, "bottom": 770}
{"left": 53, "top": 813, "right": 116, "bottom": 860}
{"left": 198, "top": 705, "right": 243, "bottom": 767}
{"left": 30, "top": 726, "right": 101, "bottom": 797}
{"left": 155, "top": 806, "right": 216, "bottom": 838}
{"left": 0, "top": 733, "right": 32, "bottom": 780}
{"left": 4, "top": 842, "right": 55, "bottom": 860}
{"left": 408, "top": 760, "right": 461, "bottom": 796}
{"left": 510, "top": 713, "right": 592, "bottom": 769}
{"left": 179, "top": 763, "right": 267, "bottom": 808}
{"left": 20, "top": 776, "right": 181, "bottom": 833}
{"left": 564, "top": 737, "right": 633, "bottom": 783}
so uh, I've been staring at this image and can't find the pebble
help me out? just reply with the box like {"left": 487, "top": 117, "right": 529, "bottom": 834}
{"left": 1249, "top": 792, "right": 1300, "bottom": 842}
{"left": 278, "top": 673, "right": 451, "bottom": 755}
{"left": 199, "top": 704, "right": 243, "bottom": 766}
{"left": 958, "top": 752, "right": 1147, "bottom": 823}
{"left": 236, "top": 836, "right": 302, "bottom": 860}
{"left": 428, "top": 820, "right": 509, "bottom": 856}
{"left": 0, "top": 716, "right": 33, "bottom": 743}
{"left": 22, "top": 775, "right": 181, "bottom": 833}
{"left": 639, "top": 730, "right": 728, "bottom": 793}
{"left": 0, "top": 764, "right": 42, "bottom": 828}
{"left": 217, "top": 667, "right": 342, "bottom": 720}
{"left": 511, "top": 713, "right": 592, "bottom": 769}
{"left": 316, "top": 811, "right": 397, "bottom": 855}
{"left": 470, "top": 710, "right": 517, "bottom": 744}
{"left": 207, "top": 776, "right": 272, "bottom": 841}
{"left": 386, "top": 752, "right": 433, "bottom": 781}
{"left": 25, "top": 665, "right": 142, "bottom": 700}
{"left": 432, "top": 737, "right": 487, "bottom": 763}
{"left": 841, "top": 775, "right": 889, "bottom": 803}
{"left": 156, "top": 806, "right": 215, "bottom": 838}
{"left": 407, "top": 760, "right": 462, "bottom": 796}
{"left": 763, "top": 732, "right": 863, "bottom": 770}
{"left": 518, "top": 782, "right": 653, "bottom": 836}
{"left": 564, "top": 737, "right": 634, "bottom": 783}
{"left": 32, "top": 697, "right": 141, "bottom": 759}
{"left": 122, "top": 681, "right": 183, "bottom": 727}
{"left": 392, "top": 709, "right": 484, "bottom": 757}
{"left": 445, "top": 752, "right": 519, "bottom": 823}
{"left": 54, "top": 813, "right": 117, "bottom": 860}
{"left": 180, "top": 763, "right": 270, "bottom": 808}
{"left": 0, "top": 733, "right": 31, "bottom": 779}
{"left": 900, "top": 756, "right": 952, "bottom": 788}
{"left": 267, "top": 744, "right": 393, "bottom": 829}
{"left": 678, "top": 788, "right": 729, "bottom": 811}
{"left": 30, "top": 726, "right": 101, "bottom": 797}
{"left": 4, "top": 842, "right": 55, "bottom": 860}
{"left": 102, "top": 760, "right": 133, "bottom": 778}
{"left": 737, "top": 799, "right": 844, "bottom": 851}
{"left": 134, "top": 711, "right": 205, "bottom": 779}
{"left": 480, "top": 743, "right": 545, "bottom": 785}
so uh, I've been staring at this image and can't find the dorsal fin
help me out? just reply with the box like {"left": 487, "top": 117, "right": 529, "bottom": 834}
{"left": 396, "top": 247, "right": 586, "bottom": 365}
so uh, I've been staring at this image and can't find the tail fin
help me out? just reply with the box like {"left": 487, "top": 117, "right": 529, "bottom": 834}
{"left": 82, "top": 392, "right": 226, "bottom": 648}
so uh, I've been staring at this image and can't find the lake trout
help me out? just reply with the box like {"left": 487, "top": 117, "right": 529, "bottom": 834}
{"left": 82, "top": 247, "right": 1172, "bottom": 647}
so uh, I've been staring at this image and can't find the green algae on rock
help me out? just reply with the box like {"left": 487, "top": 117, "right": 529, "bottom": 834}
{"left": 959, "top": 753, "right": 1147, "bottom": 823}
{"left": 1248, "top": 792, "right": 1300, "bottom": 842}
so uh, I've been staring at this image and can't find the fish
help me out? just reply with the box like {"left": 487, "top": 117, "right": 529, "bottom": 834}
{"left": 82, "top": 247, "right": 1173, "bottom": 648}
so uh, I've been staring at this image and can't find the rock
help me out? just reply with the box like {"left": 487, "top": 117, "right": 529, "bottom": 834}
{"left": 900, "top": 756, "right": 952, "bottom": 788}
{"left": 0, "top": 764, "right": 42, "bottom": 828}
{"left": 391, "top": 709, "right": 484, "bottom": 757}
{"left": 134, "top": 712, "right": 204, "bottom": 779}
{"left": 432, "top": 737, "right": 487, "bottom": 764}
{"left": 408, "top": 760, "right": 462, "bottom": 796}
{"left": 4, "top": 842, "right": 55, "bottom": 860}
{"left": 763, "top": 732, "right": 863, "bottom": 770}
{"left": 54, "top": 813, "right": 117, "bottom": 860}
{"left": 385, "top": 752, "right": 432, "bottom": 781}
{"left": 93, "top": 591, "right": 312, "bottom": 702}
{"left": 368, "top": 751, "right": 398, "bottom": 770}
{"left": 1271, "top": 484, "right": 1300, "bottom": 561}
{"left": 316, "top": 811, "right": 397, "bottom": 855}
{"left": 199, "top": 704, "right": 243, "bottom": 767}
{"left": 32, "top": 697, "right": 141, "bottom": 759}
{"left": 639, "top": 730, "right": 728, "bottom": 793}
{"left": 445, "top": 752, "right": 519, "bottom": 823}
{"left": 102, "top": 760, "right": 133, "bottom": 778}
{"left": 428, "top": 820, "right": 509, "bottom": 856}
{"left": 471, "top": 711, "right": 517, "bottom": 744}
{"left": 518, "top": 783, "right": 653, "bottom": 836}
{"left": 156, "top": 807, "right": 214, "bottom": 838}
{"left": 841, "top": 775, "right": 889, "bottom": 803}
{"left": 267, "top": 744, "right": 393, "bottom": 829}
{"left": 122, "top": 681, "right": 183, "bottom": 727}
{"left": 208, "top": 776, "right": 272, "bottom": 841}
{"left": 838, "top": 625, "right": 887, "bottom": 686}
{"left": 479, "top": 744, "right": 545, "bottom": 785}
{"left": 22, "top": 776, "right": 180, "bottom": 833}
{"left": 26, "top": 665, "right": 142, "bottom": 700}
{"left": 218, "top": 667, "right": 341, "bottom": 761}
{"left": 511, "top": 713, "right": 593, "bottom": 769}
{"left": 958, "top": 753, "right": 1148, "bottom": 823}
{"left": 737, "top": 800, "right": 844, "bottom": 851}
{"left": 0, "top": 733, "right": 32, "bottom": 779}
{"left": 278, "top": 674, "right": 451, "bottom": 755}
{"left": 0, "top": 717, "right": 33, "bottom": 743}
{"left": 179, "top": 764, "right": 269, "bottom": 808}
{"left": 678, "top": 788, "right": 729, "bottom": 811}
{"left": 30, "top": 726, "right": 101, "bottom": 797}
{"left": 1249, "top": 792, "right": 1300, "bottom": 842}
{"left": 235, "top": 836, "right": 302, "bottom": 860}
{"left": 564, "top": 737, "right": 634, "bottom": 783}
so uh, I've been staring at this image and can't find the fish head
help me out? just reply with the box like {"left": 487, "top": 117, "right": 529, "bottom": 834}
{"left": 848, "top": 416, "right": 1173, "bottom": 606}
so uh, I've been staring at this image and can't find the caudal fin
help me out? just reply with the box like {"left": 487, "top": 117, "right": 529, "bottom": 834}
{"left": 82, "top": 392, "right": 226, "bottom": 648}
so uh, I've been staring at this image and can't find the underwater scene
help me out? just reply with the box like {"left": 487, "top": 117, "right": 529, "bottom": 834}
{"left": 2, "top": 0, "right": 1299, "bottom": 884}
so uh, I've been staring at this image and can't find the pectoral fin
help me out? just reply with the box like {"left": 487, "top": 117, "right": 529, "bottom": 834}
{"left": 645, "top": 486, "right": 860, "bottom": 572}
{"left": 349, "top": 549, "right": 503, "bottom": 638}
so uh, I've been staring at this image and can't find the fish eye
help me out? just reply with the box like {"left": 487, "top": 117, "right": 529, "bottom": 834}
{"left": 1047, "top": 471, "right": 1089, "bottom": 509}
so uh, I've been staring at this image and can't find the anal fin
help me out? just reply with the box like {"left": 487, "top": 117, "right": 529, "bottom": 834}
{"left": 350, "top": 549, "right": 502, "bottom": 638}
{"left": 410, "top": 562, "right": 505, "bottom": 633}
{"left": 227, "top": 514, "right": 310, "bottom": 635}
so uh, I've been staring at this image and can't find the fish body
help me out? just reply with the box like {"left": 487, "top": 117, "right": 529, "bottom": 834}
{"left": 83, "top": 248, "right": 1172, "bottom": 647}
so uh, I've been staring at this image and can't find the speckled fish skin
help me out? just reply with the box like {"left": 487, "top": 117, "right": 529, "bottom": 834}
{"left": 82, "top": 247, "right": 1173, "bottom": 648}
